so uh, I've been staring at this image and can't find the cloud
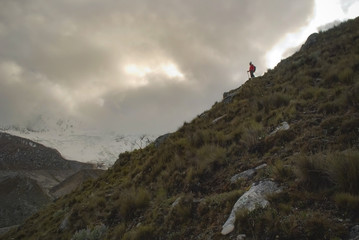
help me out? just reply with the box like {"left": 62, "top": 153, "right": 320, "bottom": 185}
{"left": 0, "top": 0, "right": 315, "bottom": 133}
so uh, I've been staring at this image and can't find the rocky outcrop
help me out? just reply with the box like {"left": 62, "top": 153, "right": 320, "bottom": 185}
{"left": 223, "top": 89, "right": 240, "bottom": 104}
{"left": 300, "top": 33, "right": 318, "bottom": 50}
{"left": 154, "top": 133, "right": 171, "bottom": 148}
{"left": 221, "top": 180, "right": 281, "bottom": 235}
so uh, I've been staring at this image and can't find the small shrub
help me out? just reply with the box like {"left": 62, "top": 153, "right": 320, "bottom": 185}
{"left": 71, "top": 224, "right": 107, "bottom": 240}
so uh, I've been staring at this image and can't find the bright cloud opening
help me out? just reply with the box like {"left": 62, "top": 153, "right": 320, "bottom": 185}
{"left": 124, "top": 64, "right": 152, "bottom": 78}
{"left": 160, "top": 63, "right": 184, "bottom": 79}
{"left": 123, "top": 62, "right": 185, "bottom": 87}
{"left": 265, "top": 0, "right": 359, "bottom": 69}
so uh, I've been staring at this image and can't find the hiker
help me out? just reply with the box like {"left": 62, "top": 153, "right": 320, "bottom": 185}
{"left": 247, "top": 62, "right": 256, "bottom": 78}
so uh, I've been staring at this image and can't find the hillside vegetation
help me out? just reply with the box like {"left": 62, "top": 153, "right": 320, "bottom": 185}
{"left": 3, "top": 17, "right": 359, "bottom": 240}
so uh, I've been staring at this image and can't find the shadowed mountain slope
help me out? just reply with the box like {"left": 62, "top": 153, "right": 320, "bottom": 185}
{"left": 0, "top": 132, "right": 93, "bottom": 170}
{"left": 2, "top": 17, "right": 359, "bottom": 240}
{"left": 0, "top": 132, "right": 98, "bottom": 233}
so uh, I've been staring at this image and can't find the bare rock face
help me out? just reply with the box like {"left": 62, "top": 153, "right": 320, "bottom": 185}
{"left": 300, "top": 33, "right": 319, "bottom": 51}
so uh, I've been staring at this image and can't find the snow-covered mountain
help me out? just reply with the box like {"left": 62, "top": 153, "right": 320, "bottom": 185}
{"left": 1, "top": 121, "right": 157, "bottom": 169}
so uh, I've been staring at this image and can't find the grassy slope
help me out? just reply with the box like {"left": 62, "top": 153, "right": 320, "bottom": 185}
{"left": 3, "top": 18, "right": 359, "bottom": 240}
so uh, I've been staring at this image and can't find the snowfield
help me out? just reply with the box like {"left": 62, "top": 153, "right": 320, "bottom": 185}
{"left": 1, "top": 127, "right": 157, "bottom": 169}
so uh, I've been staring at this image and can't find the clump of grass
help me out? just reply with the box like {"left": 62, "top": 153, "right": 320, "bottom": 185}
{"left": 270, "top": 160, "right": 295, "bottom": 183}
{"left": 334, "top": 192, "right": 359, "bottom": 215}
{"left": 338, "top": 67, "right": 354, "bottom": 84}
{"left": 346, "top": 81, "right": 359, "bottom": 107}
{"left": 108, "top": 223, "right": 126, "bottom": 240}
{"left": 197, "top": 190, "right": 244, "bottom": 216}
{"left": 262, "top": 93, "right": 291, "bottom": 112}
{"left": 300, "top": 88, "right": 315, "bottom": 100}
{"left": 168, "top": 194, "right": 194, "bottom": 224}
{"left": 328, "top": 151, "right": 359, "bottom": 194}
{"left": 295, "top": 154, "right": 334, "bottom": 191}
{"left": 236, "top": 207, "right": 346, "bottom": 239}
{"left": 302, "top": 211, "right": 345, "bottom": 239}
{"left": 193, "top": 144, "right": 226, "bottom": 174}
{"left": 295, "top": 151, "right": 359, "bottom": 194}
{"left": 323, "top": 72, "right": 339, "bottom": 88}
{"left": 117, "top": 188, "right": 150, "bottom": 221}
{"left": 122, "top": 225, "right": 155, "bottom": 240}
{"left": 71, "top": 224, "right": 107, "bottom": 240}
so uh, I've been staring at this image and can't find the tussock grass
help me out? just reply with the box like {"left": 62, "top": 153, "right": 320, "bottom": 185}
{"left": 334, "top": 192, "right": 359, "bottom": 214}
{"left": 122, "top": 225, "right": 155, "bottom": 240}
{"left": 295, "top": 154, "right": 334, "bottom": 191}
{"left": 328, "top": 150, "right": 359, "bottom": 194}
{"left": 295, "top": 151, "right": 359, "bottom": 194}
{"left": 116, "top": 187, "right": 150, "bottom": 221}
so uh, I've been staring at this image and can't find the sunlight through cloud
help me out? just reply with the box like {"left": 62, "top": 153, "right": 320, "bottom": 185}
{"left": 123, "top": 62, "right": 185, "bottom": 87}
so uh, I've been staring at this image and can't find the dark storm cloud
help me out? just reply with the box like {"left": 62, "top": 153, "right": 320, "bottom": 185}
{"left": 0, "top": 0, "right": 315, "bottom": 133}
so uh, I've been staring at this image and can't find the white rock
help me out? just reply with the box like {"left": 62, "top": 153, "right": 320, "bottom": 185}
{"left": 230, "top": 164, "right": 267, "bottom": 183}
{"left": 212, "top": 115, "right": 227, "bottom": 124}
{"left": 270, "top": 122, "right": 290, "bottom": 135}
{"left": 221, "top": 224, "right": 235, "bottom": 235}
{"left": 254, "top": 163, "right": 267, "bottom": 170}
{"left": 221, "top": 180, "right": 281, "bottom": 235}
{"left": 237, "top": 234, "right": 246, "bottom": 240}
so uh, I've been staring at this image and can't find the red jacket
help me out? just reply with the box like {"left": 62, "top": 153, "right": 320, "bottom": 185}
{"left": 249, "top": 64, "right": 255, "bottom": 72}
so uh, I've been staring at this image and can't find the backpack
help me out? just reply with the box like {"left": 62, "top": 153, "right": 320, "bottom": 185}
{"left": 253, "top": 65, "right": 256, "bottom": 72}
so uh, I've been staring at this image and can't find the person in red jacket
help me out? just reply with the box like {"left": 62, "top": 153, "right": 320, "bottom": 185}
{"left": 247, "top": 62, "right": 256, "bottom": 78}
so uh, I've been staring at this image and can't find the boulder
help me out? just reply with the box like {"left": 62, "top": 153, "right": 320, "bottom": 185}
{"left": 154, "top": 133, "right": 171, "bottom": 148}
{"left": 221, "top": 180, "right": 281, "bottom": 235}
{"left": 230, "top": 169, "right": 256, "bottom": 183}
{"left": 230, "top": 164, "right": 267, "bottom": 183}
{"left": 349, "top": 225, "right": 359, "bottom": 240}
{"left": 269, "top": 122, "right": 290, "bottom": 136}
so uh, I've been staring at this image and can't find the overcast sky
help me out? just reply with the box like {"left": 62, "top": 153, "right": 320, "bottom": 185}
{"left": 0, "top": 0, "right": 358, "bottom": 134}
